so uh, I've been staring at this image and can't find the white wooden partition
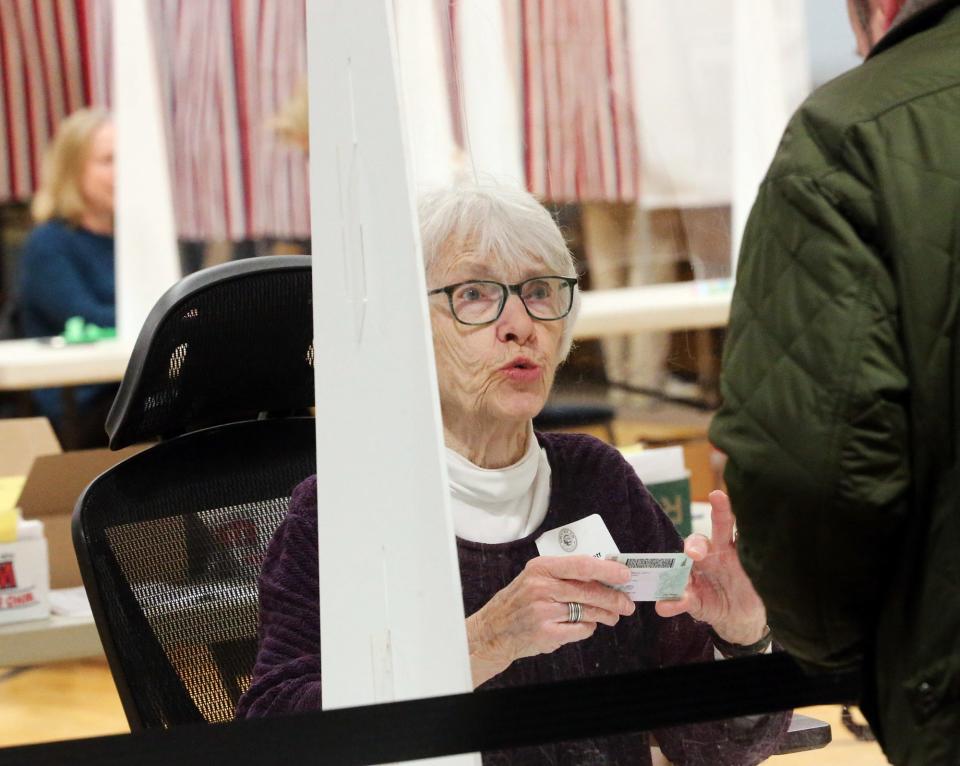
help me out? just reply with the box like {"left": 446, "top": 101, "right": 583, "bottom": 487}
{"left": 113, "top": 0, "right": 180, "bottom": 339}
{"left": 306, "top": 8, "right": 476, "bottom": 764}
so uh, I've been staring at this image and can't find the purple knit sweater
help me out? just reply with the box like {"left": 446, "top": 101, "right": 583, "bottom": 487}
{"left": 237, "top": 432, "right": 789, "bottom": 764}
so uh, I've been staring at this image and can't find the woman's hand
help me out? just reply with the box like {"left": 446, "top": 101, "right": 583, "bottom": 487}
{"left": 466, "top": 556, "right": 635, "bottom": 687}
{"left": 655, "top": 490, "right": 767, "bottom": 647}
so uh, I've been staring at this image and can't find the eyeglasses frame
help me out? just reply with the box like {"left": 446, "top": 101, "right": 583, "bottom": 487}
{"left": 427, "top": 276, "right": 579, "bottom": 326}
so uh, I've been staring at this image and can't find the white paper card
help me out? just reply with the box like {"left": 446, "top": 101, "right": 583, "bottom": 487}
{"left": 620, "top": 445, "right": 686, "bottom": 484}
{"left": 535, "top": 514, "right": 620, "bottom": 558}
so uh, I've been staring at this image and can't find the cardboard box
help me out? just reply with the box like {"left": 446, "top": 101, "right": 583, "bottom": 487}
{"left": 611, "top": 420, "right": 721, "bottom": 503}
{"left": 17, "top": 444, "right": 148, "bottom": 589}
{"left": 0, "top": 418, "right": 149, "bottom": 589}
{"left": 679, "top": 439, "right": 722, "bottom": 503}
{"left": 0, "top": 417, "right": 60, "bottom": 476}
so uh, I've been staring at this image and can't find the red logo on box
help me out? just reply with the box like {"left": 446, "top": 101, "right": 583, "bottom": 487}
{"left": 0, "top": 561, "right": 16, "bottom": 590}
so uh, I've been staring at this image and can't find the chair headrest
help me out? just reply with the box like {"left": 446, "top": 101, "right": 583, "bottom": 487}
{"left": 107, "top": 256, "right": 314, "bottom": 448}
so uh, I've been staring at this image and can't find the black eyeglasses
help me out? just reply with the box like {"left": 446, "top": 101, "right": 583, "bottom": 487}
{"left": 427, "top": 276, "right": 578, "bottom": 326}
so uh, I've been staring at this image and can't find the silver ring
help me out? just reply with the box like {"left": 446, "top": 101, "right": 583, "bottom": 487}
{"left": 567, "top": 602, "right": 583, "bottom": 624}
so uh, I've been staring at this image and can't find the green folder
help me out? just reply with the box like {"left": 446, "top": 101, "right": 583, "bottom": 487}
{"left": 645, "top": 477, "right": 692, "bottom": 538}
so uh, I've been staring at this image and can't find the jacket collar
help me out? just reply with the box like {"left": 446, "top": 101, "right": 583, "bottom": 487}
{"left": 869, "top": 0, "right": 960, "bottom": 58}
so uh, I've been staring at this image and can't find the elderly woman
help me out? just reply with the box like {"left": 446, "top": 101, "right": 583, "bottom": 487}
{"left": 238, "top": 184, "right": 788, "bottom": 764}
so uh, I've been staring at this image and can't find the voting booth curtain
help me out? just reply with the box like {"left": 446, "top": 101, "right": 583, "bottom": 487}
{"left": 0, "top": 0, "right": 309, "bottom": 242}
{"left": 0, "top": 0, "right": 809, "bottom": 237}
{"left": 0, "top": 0, "right": 96, "bottom": 205}
{"left": 1, "top": 0, "right": 645, "bottom": 240}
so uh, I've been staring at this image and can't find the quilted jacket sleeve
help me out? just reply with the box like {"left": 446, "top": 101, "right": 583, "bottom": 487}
{"left": 709, "top": 167, "right": 911, "bottom": 671}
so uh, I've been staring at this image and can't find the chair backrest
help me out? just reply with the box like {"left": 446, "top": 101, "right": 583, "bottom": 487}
{"left": 106, "top": 256, "right": 314, "bottom": 448}
{"left": 73, "top": 256, "right": 317, "bottom": 730}
{"left": 74, "top": 419, "right": 315, "bottom": 729}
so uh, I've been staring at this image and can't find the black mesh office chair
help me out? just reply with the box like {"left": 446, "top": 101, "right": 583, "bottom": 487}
{"left": 72, "top": 256, "right": 316, "bottom": 731}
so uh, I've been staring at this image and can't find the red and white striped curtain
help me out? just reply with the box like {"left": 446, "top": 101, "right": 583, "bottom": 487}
{"left": 0, "top": 0, "right": 95, "bottom": 204}
{"left": 1, "top": 0, "right": 310, "bottom": 242}
{"left": 84, "top": 0, "right": 311, "bottom": 242}
{"left": 85, "top": 0, "right": 110, "bottom": 106}
{"left": 515, "top": 0, "right": 641, "bottom": 203}
{"left": 3, "top": 1, "right": 640, "bottom": 235}
{"left": 230, "top": 0, "right": 310, "bottom": 241}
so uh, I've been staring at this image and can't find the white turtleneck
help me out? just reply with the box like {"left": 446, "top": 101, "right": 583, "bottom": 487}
{"left": 447, "top": 427, "right": 552, "bottom": 544}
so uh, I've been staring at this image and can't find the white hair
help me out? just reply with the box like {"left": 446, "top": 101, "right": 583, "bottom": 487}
{"left": 418, "top": 182, "right": 581, "bottom": 359}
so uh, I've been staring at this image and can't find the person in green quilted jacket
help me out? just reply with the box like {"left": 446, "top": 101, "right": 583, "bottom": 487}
{"left": 710, "top": 1, "right": 960, "bottom": 764}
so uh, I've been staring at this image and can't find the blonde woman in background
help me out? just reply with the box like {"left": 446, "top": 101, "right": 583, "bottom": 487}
{"left": 19, "top": 107, "right": 117, "bottom": 447}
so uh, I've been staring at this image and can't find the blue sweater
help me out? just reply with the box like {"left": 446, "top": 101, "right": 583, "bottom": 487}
{"left": 18, "top": 219, "right": 116, "bottom": 423}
